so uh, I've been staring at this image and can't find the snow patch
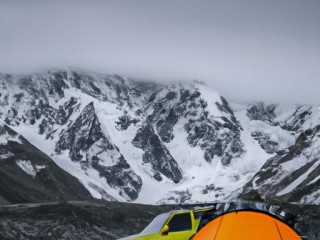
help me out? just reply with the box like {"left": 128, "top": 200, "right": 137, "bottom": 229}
{"left": 0, "top": 132, "right": 22, "bottom": 145}
{"left": 277, "top": 161, "right": 320, "bottom": 196}
{"left": 16, "top": 160, "right": 46, "bottom": 177}
{"left": 0, "top": 151, "right": 14, "bottom": 160}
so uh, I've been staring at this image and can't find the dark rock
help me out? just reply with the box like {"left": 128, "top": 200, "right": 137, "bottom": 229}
{"left": 92, "top": 156, "right": 142, "bottom": 201}
{"left": 153, "top": 172, "right": 163, "bottom": 182}
{"left": 281, "top": 106, "right": 313, "bottom": 131}
{"left": 165, "top": 91, "right": 176, "bottom": 100}
{"left": 13, "top": 93, "right": 24, "bottom": 102}
{"left": 185, "top": 119, "right": 243, "bottom": 165}
{"left": 216, "top": 96, "right": 234, "bottom": 115}
{"left": 202, "top": 184, "right": 215, "bottom": 194}
{"left": 251, "top": 131, "right": 279, "bottom": 154}
{"left": 56, "top": 102, "right": 142, "bottom": 201}
{"left": 147, "top": 92, "right": 158, "bottom": 103}
{"left": 116, "top": 115, "right": 138, "bottom": 131}
{"left": 0, "top": 125, "right": 93, "bottom": 204}
{"left": 147, "top": 86, "right": 244, "bottom": 165}
{"left": 50, "top": 72, "right": 69, "bottom": 98}
{"left": 132, "top": 122, "right": 182, "bottom": 183}
{"left": 89, "top": 82, "right": 102, "bottom": 95}
{"left": 247, "top": 102, "right": 277, "bottom": 124}
{"left": 241, "top": 125, "right": 320, "bottom": 203}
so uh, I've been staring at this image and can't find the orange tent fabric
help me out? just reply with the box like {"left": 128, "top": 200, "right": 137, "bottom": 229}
{"left": 193, "top": 210, "right": 301, "bottom": 240}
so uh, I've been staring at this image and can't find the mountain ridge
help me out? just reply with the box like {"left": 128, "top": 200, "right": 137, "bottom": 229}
{"left": 0, "top": 70, "right": 319, "bottom": 205}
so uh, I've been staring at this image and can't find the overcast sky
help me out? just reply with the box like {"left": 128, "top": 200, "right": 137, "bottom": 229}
{"left": 0, "top": 0, "right": 319, "bottom": 104}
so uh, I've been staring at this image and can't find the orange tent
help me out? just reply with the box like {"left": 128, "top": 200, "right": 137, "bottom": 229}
{"left": 193, "top": 210, "right": 301, "bottom": 240}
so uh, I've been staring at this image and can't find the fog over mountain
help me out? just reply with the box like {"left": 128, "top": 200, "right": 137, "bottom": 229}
{"left": 0, "top": 0, "right": 319, "bottom": 104}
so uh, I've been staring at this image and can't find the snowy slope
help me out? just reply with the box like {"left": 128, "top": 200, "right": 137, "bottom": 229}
{"left": 241, "top": 125, "right": 320, "bottom": 204}
{"left": 0, "top": 71, "right": 319, "bottom": 204}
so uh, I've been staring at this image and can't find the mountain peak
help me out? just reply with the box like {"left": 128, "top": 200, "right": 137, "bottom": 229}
{"left": 0, "top": 71, "right": 319, "bottom": 204}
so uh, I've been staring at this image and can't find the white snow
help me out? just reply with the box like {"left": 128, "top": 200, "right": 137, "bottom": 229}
{"left": 0, "top": 131, "right": 22, "bottom": 145}
{"left": 0, "top": 151, "right": 14, "bottom": 160}
{"left": 52, "top": 149, "right": 124, "bottom": 201}
{"left": 232, "top": 104, "right": 275, "bottom": 174}
{"left": 0, "top": 135, "right": 8, "bottom": 145}
{"left": 0, "top": 134, "right": 22, "bottom": 145}
{"left": 195, "top": 83, "right": 225, "bottom": 118}
{"left": 275, "top": 104, "right": 320, "bottom": 131}
{"left": 308, "top": 175, "right": 320, "bottom": 185}
{"left": 300, "top": 189, "right": 320, "bottom": 204}
{"left": 16, "top": 160, "right": 46, "bottom": 177}
{"left": 95, "top": 101, "right": 173, "bottom": 203}
{"left": 9, "top": 86, "right": 129, "bottom": 201}
{"left": 277, "top": 160, "right": 320, "bottom": 196}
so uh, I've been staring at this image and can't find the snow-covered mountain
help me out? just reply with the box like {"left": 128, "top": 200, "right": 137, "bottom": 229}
{"left": 0, "top": 71, "right": 319, "bottom": 204}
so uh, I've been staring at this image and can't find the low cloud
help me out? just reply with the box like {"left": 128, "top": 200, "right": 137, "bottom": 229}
{"left": 0, "top": 0, "right": 319, "bottom": 104}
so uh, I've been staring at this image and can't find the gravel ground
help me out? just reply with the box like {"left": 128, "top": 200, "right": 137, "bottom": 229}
{"left": 0, "top": 201, "right": 318, "bottom": 240}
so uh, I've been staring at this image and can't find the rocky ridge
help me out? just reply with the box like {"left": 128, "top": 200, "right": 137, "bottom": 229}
{"left": 0, "top": 71, "right": 319, "bottom": 204}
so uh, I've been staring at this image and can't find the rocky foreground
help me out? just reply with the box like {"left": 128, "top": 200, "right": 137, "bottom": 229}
{"left": 0, "top": 201, "right": 319, "bottom": 240}
{"left": 0, "top": 201, "right": 174, "bottom": 240}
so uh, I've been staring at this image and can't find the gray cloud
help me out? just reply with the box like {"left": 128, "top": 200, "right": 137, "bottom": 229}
{"left": 0, "top": 0, "right": 319, "bottom": 104}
